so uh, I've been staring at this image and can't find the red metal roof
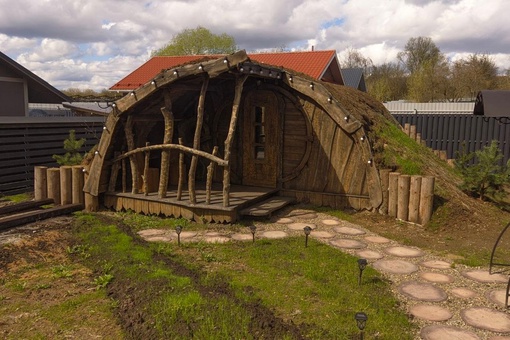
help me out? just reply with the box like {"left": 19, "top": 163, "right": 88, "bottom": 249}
{"left": 110, "top": 50, "right": 341, "bottom": 91}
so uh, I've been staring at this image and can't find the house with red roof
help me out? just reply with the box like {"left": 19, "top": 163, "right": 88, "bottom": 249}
{"left": 110, "top": 50, "right": 344, "bottom": 92}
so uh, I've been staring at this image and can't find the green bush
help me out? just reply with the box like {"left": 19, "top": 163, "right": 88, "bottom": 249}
{"left": 53, "top": 130, "right": 86, "bottom": 166}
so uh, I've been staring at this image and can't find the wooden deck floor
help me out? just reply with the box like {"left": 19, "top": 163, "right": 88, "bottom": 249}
{"left": 104, "top": 183, "right": 278, "bottom": 223}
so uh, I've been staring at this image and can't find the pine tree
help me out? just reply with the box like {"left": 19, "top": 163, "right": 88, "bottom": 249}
{"left": 53, "top": 130, "right": 86, "bottom": 166}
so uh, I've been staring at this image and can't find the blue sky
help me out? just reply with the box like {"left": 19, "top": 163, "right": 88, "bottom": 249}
{"left": 1, "top": 0, "right": 509, "bottom": 91}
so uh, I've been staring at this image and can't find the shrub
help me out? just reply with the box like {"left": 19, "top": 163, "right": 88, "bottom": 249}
{"left": 53, "top": 130, "right": 86, "bottom": 165}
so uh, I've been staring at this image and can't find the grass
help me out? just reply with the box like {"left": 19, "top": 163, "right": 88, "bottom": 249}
{"left": 72, "top": 212, "right": 415, "bottom": 339}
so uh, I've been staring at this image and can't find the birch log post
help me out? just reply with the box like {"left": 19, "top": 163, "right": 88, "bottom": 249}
{"left": 159, "top": 93, "right": 174, "bottom": 198}
{"left": 189, "top": 76, "right": 209, "bottom": 204}
{"left": 378, "top": 169, "right": 390, "bottom": 215}
{"left": 397, "top": 175, "right": 411, "bottom": 221}
{"left": 388, "top": 172, "right": 400, "bottom": 217}
{"left": 124, "top": 115, "right": 139, "bottom": 194}
{"left": 223, "top": 75, "right": 248, "bottom": 207}
{"left": 408, "top": 176, "right": 422, "bottom": 223}
{"left": 143, "top": 142, "right": 150, "bottom": 196}
{"left": 419, "top": 176, "right": 435, "bottom": 225}
{"left": 34, "top": 166, "right": 48, "bottom": 200}
{"left": 108, "top": 152, "right": 121, "bottom": 192}
{"left": 177, "top": 138, "right": 185, "bottom": 201}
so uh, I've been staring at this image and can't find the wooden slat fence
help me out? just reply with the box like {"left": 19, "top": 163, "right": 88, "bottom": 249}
{"left": 393, "top": 114, "right": 510, "bottom": 165}
{"left": 0, "top": 117, "right": 104, "bottom": 196}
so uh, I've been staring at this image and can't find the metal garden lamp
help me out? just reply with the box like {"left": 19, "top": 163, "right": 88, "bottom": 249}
{"left": 357, "top": 258, "right": 368, "bottom": 286}
{"left": 176, "top": 225, "right": 182, "bottom": 246}
{"left": 303, "top": 226, "right": 312, "bottom": 247}
{"left": 355, "top": 312, "right": 368, "bottom": 340}
{"left": 249, "top": 225, "right": 256, "bottom": 243}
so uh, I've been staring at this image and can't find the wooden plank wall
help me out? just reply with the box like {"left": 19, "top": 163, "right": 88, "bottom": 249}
{"left": 0, "top": 118, "right": 104, "bottom": 195}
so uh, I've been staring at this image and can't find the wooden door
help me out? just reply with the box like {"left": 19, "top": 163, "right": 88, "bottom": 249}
{"left": 242, "top": 90, "right": 280, "bottom": 188}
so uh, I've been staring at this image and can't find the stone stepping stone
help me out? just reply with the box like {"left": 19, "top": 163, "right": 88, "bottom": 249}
{"left": 364, "top": 235, "right": 390, "bottom": 244}
{"left": 171, "top": 231, "right": 197, "bottom": 239}
{"left": 291, "top": 213, "right": 318, "bottom": 219}
{"left": 373, "top": 259, "right": 418, "bottom": 274}
{"left": 487, "top": 289, "right": 509, "bottom": 307}
{"left": 451, "top": 287, "right": 477, "bottom": 299}
{"left": 384, "top": 246, "right": 424, "bottom": 257}
{"left": 231, "top": 233, "right": 254, "bottom": 241}
{"left": 203, "top": 236, "right": 230, "bottom": 243}
{"left": 329, "top": 238, "right": 367, "bottom": 249}
{"left": 409, "top": 304, "right": 452, "bottom": 321}
{"left": 138, "top": 229, "right": 168, "bottom": 237}
{"left": 144, "top": 235, "right": 173, "bottom": 242}
{"left": 489, "top": 336, "right": 510, "bottom": 340}
{"left": 461, "top": 307, "right": 510, "bottom": 333}
{"left": 333, "top": 226, "right": 365, "bottom": 235}
{"left": 275, "top": 217, "right": 294, "bottom": 224}
{"left": 462, "top": 270, "right": 508, "bottom": 283}
{"left": 398, "top": 281, "right": 447, "bottom": 302}
{"left": 310, "top": 231, "right": 334, "bottom": 239}
{"left": 356, "top": 249, "right": 383, "bottom": 260}
{"left": 420, "top": 260, "right": 452, "bottom": 269}
{"left": 261, "top": 231, "right": 288, "bottom": 239}
{"left": 321, "top": 219, "right": 340, "bottom": 226}
{"left": 419, "top": 272, "right": 454, "bottom": 283}
{"left": 420, "top": 325, "right": 480, "bottom": 340}
{"left": 287, "top": 222, "right": 316, "bottom": 231}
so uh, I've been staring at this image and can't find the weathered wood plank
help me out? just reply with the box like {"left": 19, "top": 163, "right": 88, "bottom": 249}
{"left": 0, "top": 204, "right": 82, "bottom": 231}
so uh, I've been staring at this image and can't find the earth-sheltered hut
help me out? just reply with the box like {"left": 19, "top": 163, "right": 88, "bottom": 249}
{"left": 83, "top": 50, "right": 392, "bottom": 222}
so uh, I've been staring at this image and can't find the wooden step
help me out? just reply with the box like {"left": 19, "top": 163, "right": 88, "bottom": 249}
{"left": 240, "top": 196, "right": 295, "bottom": 218}
{"left": 0, "top": 203, "right": 83, "bottom": 231}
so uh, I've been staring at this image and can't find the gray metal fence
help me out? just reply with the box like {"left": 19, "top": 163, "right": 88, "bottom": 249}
{"left": 0, "top": 117, "right": 105, "bottom": 196}
{"left": 393, "top": 114, "right": 510, "bottom": 164}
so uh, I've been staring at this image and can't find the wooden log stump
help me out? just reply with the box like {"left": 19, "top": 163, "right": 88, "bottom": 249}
{"left": 47, "top": 168, "right": 61, "bottom": 205}
{"left": 397, "top": 175, "right": 411, "bottom": 221}
{"left": 410, "top": 125, "right": 417, "bottom": 141}
{"left": 34, "top": 166, "right": 48, "bottom": 200}
{"left": 388, "top": 172, "right": 400, "bottom": 218}
{"left": 72, "top": 165, "right": 84, "bottom": 205}
{"left": 60, "top": 166, "right": 73, "bottom": 205}
{"left": 378, "top": 169, "right": 391, "bottom": 215}
{"left": 419, "top": 176, "right": 435, "bottom": 225}
{"left": 408, "top": 176, "right": 422, "bottom": 224}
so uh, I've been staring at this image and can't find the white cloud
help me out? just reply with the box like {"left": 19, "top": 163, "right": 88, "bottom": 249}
{"left": 0, "top": 0, "right": 509, "bottom": 90}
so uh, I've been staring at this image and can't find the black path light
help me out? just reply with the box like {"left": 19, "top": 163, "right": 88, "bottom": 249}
{"left": 355, "top": 312, "right": 368, "bottom": 340}
{"left": 175, "top": 225, "right": 183, "bottom": 246}
{"left": 303, "top": 226, "right": 312, "bottom": 247}
{"left": 249, "top": 225, "right": 256, "bottom": 243}
{"left": 357, "top": 258, "right": 368, "bottom": 286}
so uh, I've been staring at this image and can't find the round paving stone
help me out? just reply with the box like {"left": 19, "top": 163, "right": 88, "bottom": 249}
{"left": 138, "top": 229, "right": 167, "bottom": 237}
{"left": 171, "top": 231, "right": 197, "bottom": 239}
{"left": 321, "top": 219, "right": 340, "bottom": 226}
{"left": 420, "top": 260, "right": 452, "bottom": 269}
{"left": 287, "top": 222, "right": 316, "bottom": 231}
{"left": 420, "top": 325, "right": 480, "bottom": 340}
{"left": 261, "top": 231, "right": 288, "bottom": 239}
{"left": 329, "top": 238, "right": 367, "bottom": 249}
{"left": 409, "top": 304, "right": 452, "bottom": 321}
{"left": 489, "top": 336, "right": 510, "bottom": 340}
{"left": 275, "top": 217, "right": 294, "bottom": 224}
{"left": 372, "top": 259, "right": 418, "bottom": 274}
{"left": 294, "top": 213, "right": 318, "bottom": 219}
{"left": 487, "top": 289, "right": 509, "bottom": 307}
{"left": 419, "top": 272, "right": 454, "bottom": 283}
{"left": 364, "top": 235, "right": 391, "bottom": 244}
{"left": 384, "top": 246, "right": 424, "bottom": 257}
{"left": 310, "top": 231, "right": 334, "bottom": 239}
{"left": 231, "top": 233, "right": 254, "bottom": 241}
{"left": 451, "top": 287, "right": 477, "bottom": 299}
{"left": 462, "top": 270, "right": 508, "bottom": 283}
{"left": 461, "top": 307, "right": 510, "bottom": 333}
{"left": 356, "top": 249, "right": 383, "bottom": 260}
{"left": 398, "top": 281, "right": 447, "bottom": 302}
{"left": 145, "top": 235, "right": 173, "bottom": 242}
{"left": 333, "top": 226, "right": 366, "bottom": 235}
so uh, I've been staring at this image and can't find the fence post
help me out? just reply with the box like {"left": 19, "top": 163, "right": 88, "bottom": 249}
{"left": 397, "top": 175, "right": 411, "bottom": 221}
{"left": 34, "top": 166, "right": 48, "bottom": 200}
{"left": 419, "top": 176, "right": 435, "bottom": 225}
{"left": 378, "top": 169, "right": 390, "bottom": 215}
{"left": 388, "top": 172, "right": 400, "bottom": 217}
{"left": 47, "top": 168, "right": 61, "bottom": 205}
{"left": 408, "top": 176, "right": 422, "bottom": 224}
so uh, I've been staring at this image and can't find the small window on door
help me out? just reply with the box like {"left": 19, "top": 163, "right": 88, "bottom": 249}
{"left": 254, "top": 106, "right": 265, "bottom": 159}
